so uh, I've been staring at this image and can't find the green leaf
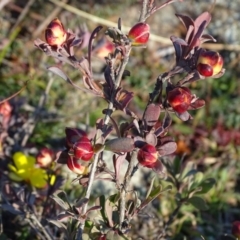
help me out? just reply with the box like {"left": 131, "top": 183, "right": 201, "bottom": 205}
{"left": 108, "top": 193, "right": 120, "bottom": 204}
{"left": 188, "top": 172, "right": 204, "bottom": 192}
{"left": 85, "top": 220, "right": 93, "bottom": 228}
{"left": 182, "top": 169, "right": 198, "bottom": 180}
{"left": 145, "top": 176, "right": 156, "bottom": 199}
{"left": 187, "top": 196, "right": 208, "bottom": 210}
{"left": 138, "top": 185, "right": 172, "bottom": 212}
{"left": 149, "top": 185, "right": 162, "bottom": 199}
{"left": 173, "top": 157, "right": 182, "bottom": 175}
{"left": 99, "top": 195, "right": 107, "bottom": 221}
{"left": 161, "top": 185, "right": 173, "bottom": 193}
{"left": 198, "top": 178, "right": 216, "bottom": 194}
{"left": 194, "top": 172, "right": 204, "bottom": 184}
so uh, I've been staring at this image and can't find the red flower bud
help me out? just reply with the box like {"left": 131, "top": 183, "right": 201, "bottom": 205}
{"left": 232, "top": 221, "right": 240, "bottom": 238}
{"left": 67, "top": 156, "right": 87, "bottom": 175}
{"left": 0, "top": 101, "right": 12, "bottom": 126}
{"left": 128, "top": 22, "right": 150, "bottom": 46}
{"left": 73, "top": 136, "right": 94, "bottom": 161}
{"left": 45, "top": 18, "right": 67, "bottom": 46}
{"left": 167, "top": 87, "right": 192, "bottom": 114}
{"left": 65, "top": 127, "right": 87, "bottom": 149}
{"left": 197, "top": 50, "right": 223, "bottom": 77}
{"left": 197, "top": 63, "right": 213, "bottom": 77}
{"left": 37, "top": 148, "right": 54, "bottom": 167}
{"left": 137, "top": 144, "right": 158, "bottom": 168}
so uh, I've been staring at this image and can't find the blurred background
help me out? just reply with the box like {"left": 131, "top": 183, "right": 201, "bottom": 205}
{"left": 0, "top": 0, "right": 240, "bottom": 239}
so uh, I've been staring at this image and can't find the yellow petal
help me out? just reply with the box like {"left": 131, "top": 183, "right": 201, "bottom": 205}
{"left": 8, "top": 163, "right": 31, "bottom": 183}
{"left": 8, "top": 172, "right": 23, "bottom": 182}
{"left": 49, "top": 174, "right": 56, "bottom": 186}
{"left": 26, "top": 155, "right": 36, "bottom": 168}
{"left": 13, "top": 152, "right": 29, "bottom": 169}
{"left": 17, "top": 168, "right": 31, "bottom": 180}
{"left": 8, "top": 164, "right": 18, "bottom": 173}
{"left": 30, "top": 168, "right": 47, "bottom": 188}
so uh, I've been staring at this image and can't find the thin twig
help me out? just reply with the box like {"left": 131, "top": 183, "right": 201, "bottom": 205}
{"left": 139, "top": 0, "right": 148, "bottom": 22}
{"left": 115, "top": 47, "right": 132, "bottom": 87}
{"left": 0, "top": 81, "right": 28, "bottom": 104}
{"left": 149, "top": 0, "right": 183, "bottom": 17}
{"left": 119, "top": 150, "right": 137, "bottom": 233}
{"left": 77, "top": 152, "right": 100, "bottom": 240}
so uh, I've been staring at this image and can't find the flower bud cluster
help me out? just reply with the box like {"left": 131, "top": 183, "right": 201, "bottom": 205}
{"left": 137, "top": 144, "right": 158, "bottom": 168}
{"left": 65, "top": 128, "right": 94, "bottom": 175}
{"left": 128, "top": 22, "right": 150, "bottom": 46}
{"left": 167, "top": 87, "right": 192, "bottom": 114}
{"left": 45, "top": 18, "right": 67, "bottom": 47}
{"left": 197, "top": 50, "right": 223, "bottom": 77}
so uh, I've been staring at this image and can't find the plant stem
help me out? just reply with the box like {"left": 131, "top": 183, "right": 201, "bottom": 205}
{"left": 77, "top": 43, "right": 132, "bottom": 240}
{"left": 139, "top": 0, "right": 148, "bottom": 22}
{"left": 115, "top": 47, "right": 131, "bottom": 88}
{"left": 119, "top": 150, "right": 137, "bottom": 233}
{"left": 77, "top": 152, "right": 100, "bottom": 238}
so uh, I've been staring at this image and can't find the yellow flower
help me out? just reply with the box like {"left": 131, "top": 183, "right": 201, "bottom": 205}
{"left": 8, "top": 152, "right": 49, "bottom": 188}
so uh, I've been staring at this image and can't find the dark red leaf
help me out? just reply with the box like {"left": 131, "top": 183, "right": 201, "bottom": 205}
{"left": 157, "top": 141, "right": 177, "bottom": 156}
{"left": 189, "top": 99, "right": 205, "bottom": 110}
{"left": 175, "top": 13, "right": 194, "bottom": 31}
{"left": 105, "top": 138, "right": 135, "bottom": 153}
{"left": 143, "top": 103, "right": 161, "bottom": 127}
